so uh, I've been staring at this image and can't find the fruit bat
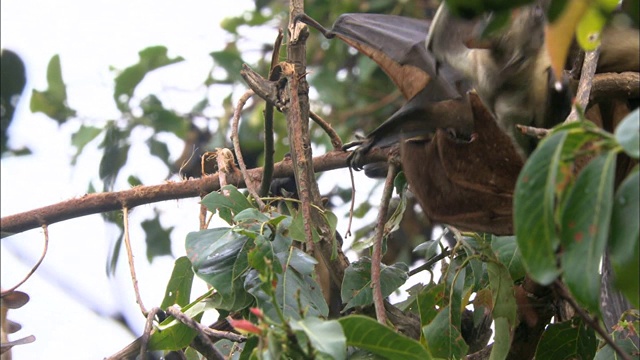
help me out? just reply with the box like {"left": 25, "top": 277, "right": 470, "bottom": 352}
{"left": 298, "top": 8, "right": 638, "bottom": 235}
{"left": 426, "top": 1, "right": 571, "bottom": 157}
{"left": 296, "top": 12, "right": 476, "bottom": 168}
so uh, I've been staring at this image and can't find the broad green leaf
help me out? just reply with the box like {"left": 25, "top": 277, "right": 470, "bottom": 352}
{"left": 491, "top": 236, "right": 526, "bottom": 281}
{"left": 491, "top": 317, "right": 511, "bottom": 360}
{"left": 113, "top": 46, "right": 184, "bottom": 111}
{"left": 422, "top": 306, "right": 469, "bottom": 359}
{"left": 341, "top": 258, "right": 408, "bottom": 311}
{"left": 185, "top": 227, "right": 252, "bottom": 310}
{"left": 277, "top": 248, "right": 328, "bottom": 319}
{"left": 210, "top": 45, "right": 244, "bottom": 83}
{"left": 99, "top": 123, "right": 129, "bottom": 191}
{"left": 30, "top": 55, "right": 76, "bottom": 123}
{"left": 416, "top": 283, "right": 445, "bottom": 327}
{"left": 615, "top": 108, "right": 640, "bottom": 159}
{"left": 142, "top": 213, "right": 173, "bottom": 262}
{"left": 515, "top": 131, "right": 566, "bottom": 285}
{"left": 535, "top": 317, "right": 597, "bottom": 360}
{"left": 594, "top": 336, "right": 638, "bottom": 360}
{"left": 127, "top": 175, "right": 142, "bottom": 187}
{"left": 201, "top": 185, "right": 254, "bottom": 224}
{"left": 71, "top": 125, "right": 102, "bottom": 165}
{"left": 443, "top": 258, "right": 467, "bottom": 326}
{"left": 486, "top": 262, "right": 516, "bottom": 323}
{"left": 147, "top": 136, "right": 172, "bottom": 169}
{"left": 140, "top": 94, "right": 189, "bottom": 138}
{"left": 487, "top": 262, "right": 516, "bottom": 360}
{"left": 561, "top": 152, "right": 616, "bottom": 312}
{"left": 340, "top": 315, "right": 432, "bottom": 360}
{"left": 609, "top": 168, "right": 640, "bottom": 307}
{"left": 291, "top": 317, "right": 346, "bottom": 360}
{"left": 234, "top": 208, "right": 271, "bottom": 224}
{"left": 160, "top": 256, "right": 194, "bottom": 309}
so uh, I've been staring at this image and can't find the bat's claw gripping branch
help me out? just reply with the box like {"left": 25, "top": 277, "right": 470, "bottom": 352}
{"left": 293, "top": 13, "right": 335, "bottom": 39}
{"left": 240, "top": 64, "right": 288, "bottom": 110}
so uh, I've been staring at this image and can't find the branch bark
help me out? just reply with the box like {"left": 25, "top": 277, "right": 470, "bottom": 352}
{"left": 0, "top": 148, "right": 388, "bottom": 237}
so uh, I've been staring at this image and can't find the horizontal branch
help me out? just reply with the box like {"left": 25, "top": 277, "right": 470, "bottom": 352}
{"left": 1, "top": 148, "right": 388, "bottom": 237}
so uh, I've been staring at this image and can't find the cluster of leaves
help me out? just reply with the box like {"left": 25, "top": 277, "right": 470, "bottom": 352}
{"left": 515, "top": 110, "right": 640, "bottom": 312}
{"left": 144, "top": 108, "right": 639, "bottom": 358}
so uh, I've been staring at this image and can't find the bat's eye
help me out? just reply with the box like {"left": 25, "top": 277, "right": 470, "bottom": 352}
{"left": 533, "top": 5, "right": 545, "bottom": 23}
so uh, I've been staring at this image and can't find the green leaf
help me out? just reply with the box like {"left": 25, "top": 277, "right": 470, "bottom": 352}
{"left": 142, "top": 213, "right": 174, "bottom": 262}
{"left": 140, "top": 94, "right": 189, "bottom": 138}
{"left": 71, "top": 125, "right": 102, "bottom": 165}
{"left": 491, "top": 317, "right": 511, "bottom": 360}
{"left": 514, "top": 130, "right": 566, "bottom": 285}
{"left": 185, "top": 227, "right": 253, "bottom": 310}
{"left": 560, "top": 152, "right": 616, "bottom": 312}
{"left": 487, "top": 262, "right": 516, "bottom": 323}
{"left": 615, "top": 108, "right": 639, "bottom": 159}
{"left": 340, "top": 315, "right": 432, "bottom": 360}
{"left": 609, "top": 168, "right": 640, "bottom": 307}
{"left": 341, "top": 258, "right": 408, "bottom": 311}
{"left": 416, "top": 283, "right": 445, "bottom": 327}
{"left": 487, "top": 262, "right": 516, "bottom": 360}
{"left": 147, "top": 136, "right": 172, "bottom": 169}
{"left": 209, "top": 45, "right": 245, "bottom": 83}
{"left": 491, "top": 236, "right": 526, "bottom": 281}
{"left": 148, "top": 291, "right": 213, "bottom": 350}
{"left": 291, "top": 317, "right": 346, "bottom": 360}
{"left": 422, "top": 306, "right": 469, "bottom": 359}
{"left": 160, "top": 256, "right": 194, "bottom": 309}
{"left": 127, "top": 175, "right": 142, "bottom": 187}
{"left": 594, "top": 336, "right": 638, "bottom": 360}
{"left": 99, "top": 123, "right": 129, "bottom": 191}
{"left": 201, "top": 185, "right": 254, "bottom": 224}
{"left": 277, "top": 248, "right": 328, "bottom": 319}
{"left": 535, "top": 317, "right": 597, "bottom": 360}
{"left": 113, "top": 46, "right": 184, "bottom": 111}
{"left": 30, "top": 55, "right": 76, "bottom": 123}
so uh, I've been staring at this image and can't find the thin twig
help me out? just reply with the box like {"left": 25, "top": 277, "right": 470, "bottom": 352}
{"left": 123, "top": 207, "right": 147, "bottom": 316}
{"left": 372, "top": 162, "right": 398, "bottom": 324}
{"left": 344, "top": 166, "right": 356, "bottom": 238}
{"left": 0, "top": 224, "right": 49, "bottom": 295}
{"left": 259, "top": 29, "right": 284, "bottom": 198}
{"left": 231, "top": 89, "right": 266, "bottom": 210}
{"left": 408, "top": 249, "right": 452, "bottom": 277}
{"left": 516, "top": 124, "right": 550, "bottom": 139}
{"left": 553, "top": 280, "right": 632, "bottom": 360}
{"left": 566, "top": 48, "right": 601, "bottom": 123}
{"left": 310, "top": 111, "right": 343, "bottom": 150}
{"left": 139, "top": 307, "right": 162, "bottom": 360}
{"left": 165, "top": 305, "right": 225, "bottom": 360}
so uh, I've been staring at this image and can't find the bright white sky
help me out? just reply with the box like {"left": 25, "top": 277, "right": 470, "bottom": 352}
{"left": 0, "top": 0, "right": 255, "bottom": 358}
{"left": 0, "top": 0, "right": 383, "bottom": 358}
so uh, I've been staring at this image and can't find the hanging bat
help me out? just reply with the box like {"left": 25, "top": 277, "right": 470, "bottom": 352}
{"left": 297, "top": 8, "right": 638, "bottom": 235}
{"left": 426, "top": 1, "right": 572, "bottom": 158}
{"left": 296, "top": 12, "right": 476, "bottom": 168}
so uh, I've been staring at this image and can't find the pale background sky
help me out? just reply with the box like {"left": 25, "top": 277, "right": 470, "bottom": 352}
{"left": 0, "top": 1, "right": 386, "bottom": 358}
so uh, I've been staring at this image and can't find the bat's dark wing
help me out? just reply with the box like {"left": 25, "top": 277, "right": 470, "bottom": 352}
{"left": 299, "top": 13, "right": 474, "bottom": 169}
{"left": 326, "top": 13, "right": 466, "bottom": 101}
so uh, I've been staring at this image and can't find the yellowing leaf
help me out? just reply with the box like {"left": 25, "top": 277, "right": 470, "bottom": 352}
{"left": 546, "top": 0, "right": 589, "bottom": 81}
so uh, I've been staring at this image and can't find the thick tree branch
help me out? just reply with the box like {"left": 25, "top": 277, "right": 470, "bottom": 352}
{"left": 0, "top": 149, "right": 388, "bottom": 237}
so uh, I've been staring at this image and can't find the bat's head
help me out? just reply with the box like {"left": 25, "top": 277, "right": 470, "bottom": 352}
{"left": 490, "top": 3, "right": 546, "bottom": 70}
